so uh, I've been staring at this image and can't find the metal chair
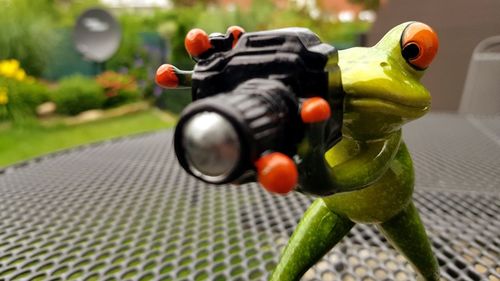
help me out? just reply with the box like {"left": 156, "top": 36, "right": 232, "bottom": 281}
{"left": 459, "top": 35, "right": 500, "bottom": 114}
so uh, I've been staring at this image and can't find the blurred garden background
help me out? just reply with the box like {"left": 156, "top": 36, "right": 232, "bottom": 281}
{"left": 0, "top": 0, "right": 377, "bottom": 168}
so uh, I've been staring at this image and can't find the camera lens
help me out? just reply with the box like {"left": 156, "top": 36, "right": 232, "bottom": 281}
{"left": 182, "top": 112, "right": 241, "bottom": 181}
{"left": 174, "top": 79, "right": 299, "bottom": 184}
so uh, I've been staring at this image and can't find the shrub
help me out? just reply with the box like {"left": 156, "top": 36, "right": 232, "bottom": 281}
{"left": 52, "top": 75, "right": 105, "bottom": 116}
{"left": 156, "top": 88, "right": 191, "bottom": 114}
{"left": 105, "top": 14, "right": 164, "bottom": 100}
{"left": 0, "top": 60, "right": 49, "bottom": 124}
{"left": 0, "top": 82, "right": 9, "bottom": 122}
{"left": 10, "top": 80, "right": 50, "bottom": 111}
{"left": 96, "top": 71, "right": 140, "bottom": 108}
{"left": 107, "top": 15, "right": 145, "bottom": 71}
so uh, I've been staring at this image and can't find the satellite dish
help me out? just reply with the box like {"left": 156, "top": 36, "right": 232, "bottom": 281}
{"left": 74, "top": 8, "right": 121, "bottom": 63}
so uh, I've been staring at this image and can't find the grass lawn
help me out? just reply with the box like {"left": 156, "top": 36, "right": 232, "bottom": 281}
{"left": 0, "top": 110, "right": 175, "bottom": 168}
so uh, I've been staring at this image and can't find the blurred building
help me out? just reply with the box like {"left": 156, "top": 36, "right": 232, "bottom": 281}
{"left": 100, "top": 0, "right": 172, "bottom": 9}
{"left": 100, "top": 0, "right": 373, "bottom": 21}
{"left": 218, "top": 0, "right": 287, "bottom": 10}
{"left": 217, "top": 0, "right": 371, "bottom": 20}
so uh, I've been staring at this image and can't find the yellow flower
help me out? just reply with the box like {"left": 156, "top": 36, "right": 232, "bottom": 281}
{"left": 0, "top": 59, "right": 26, "bottom": 81}
{"left": 0, "top": 87, "right": 8, "bottom": 105}
{"left": 9, "top": 59, "right": 20, "bottom": 70}
{"left": 0, "top": 60, "right": 17, "bottom": 76}
{"left": 15, "top": 69, "right": 26, "bottom": 81}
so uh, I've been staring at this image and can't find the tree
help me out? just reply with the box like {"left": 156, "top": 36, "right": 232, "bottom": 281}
{"left": 348, "top": 0, "right": 380, "bottom": 10}
{"left": 170, "top": 0, "right": 217, "bottom": 7}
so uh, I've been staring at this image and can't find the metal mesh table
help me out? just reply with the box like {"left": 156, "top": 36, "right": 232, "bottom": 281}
{"left": 0, "top": 113, "right": 499, "bottom": 281}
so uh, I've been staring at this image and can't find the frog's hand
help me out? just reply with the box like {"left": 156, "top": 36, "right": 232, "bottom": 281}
{"left": 253, "top": 97, "right": 334, "bottom": 195}
{"left": 295, "top": 97, "right": 341, "bottom": 196}
{"left": 184, "top": 26, "right": 245, "bottom": 61}
{"left": 298, "top": 100, "right": 403, "bottom": 194}
{"left": 255, "top": 152, "right": 298, "bottom": 194}
{"left": 156, "top": 26, "right": 245, "bottom": 88}
{"left": 156, "top": 64, "right": 193, "bottom": 89}
{"left": 329, "top": 132, "right": 402, "bottom": 191}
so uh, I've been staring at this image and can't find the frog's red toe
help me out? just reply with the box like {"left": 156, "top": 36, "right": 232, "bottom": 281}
{"left": 156, "top": 64, "right": 179, "bottom": 88}
{"left": 227, "top": 26, "right": 245, "bottom": 47}
{"left": 255, "top": 152, "right": 298, "bottom": 194}
{"left": 301, "top": 97, "right": 331, "bottom": 123}
{"left": 185, "top": 28, "right": 212, "bottom": 58}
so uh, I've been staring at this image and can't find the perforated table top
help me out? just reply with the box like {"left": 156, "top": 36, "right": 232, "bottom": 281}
{"left": 0, "top": 113, "right": 499, "bottom": 281}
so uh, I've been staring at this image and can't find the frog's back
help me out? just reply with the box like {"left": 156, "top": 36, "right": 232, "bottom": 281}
{"left": 322, "top": 142, "right": 414, "bottom": 224}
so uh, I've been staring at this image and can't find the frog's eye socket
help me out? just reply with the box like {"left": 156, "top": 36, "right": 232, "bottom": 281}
{"left": 401, "top": 22, "right": 439, "bottom": 70}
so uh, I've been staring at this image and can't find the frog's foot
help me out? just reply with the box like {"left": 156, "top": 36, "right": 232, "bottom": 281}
{"left": 270, "top": 198, "right": 354, "bottom": 281}
{"left": 377, "top": 201, "right": 440, "bottom": 281}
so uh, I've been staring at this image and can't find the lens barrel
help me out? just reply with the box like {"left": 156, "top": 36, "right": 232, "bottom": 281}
{"left": 174, "top": 79, "right": 300, "bottom": 184}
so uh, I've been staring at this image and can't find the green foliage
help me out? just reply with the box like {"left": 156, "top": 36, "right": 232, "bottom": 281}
{"left": 242, "top": 0, "right": 278, "bottom": 30}
{"left": 143, "top": 1, "right": 371, "bottom": 114}
{"left": 150, "top": 6, "right": 203, "bottom": 68}
{"left": 106, "top": 15, "right": 166, "bottom": 99}
{"left": 107, "top": 14, "right": 145, "bottom": 71}
{"left": 157, "top": 88, "right": 192, "bottom": 114}
{"left": 96, "top": 71, "right": 141, "bottom": 108}
{"left": 12, "top": 0, "right": 370, "bottom": 117}
{"left": 251, "top": 4, "right": 371, "bottom": 46}
{"left": 52, "top": 75, "right": 105, "bottom": 116}
{"left": 0, "top": 0, "right": 59, "bottom": 76}
{"left": 151, "top": 2, "right": 371, "bottom": 68}
{"left": 0, "top": 77, "right": 50, "bottom": 125}
{"left": 52, "top": 0, "right": 102, "bottom": 28}
{"left": 10, "top": 80, "right": 50, "bottom": 113}
{"left": 348, "top": 0, "right": 380, "bottom": 10}
{"left": 106, "top": 88, "right": 140, "bottom": 108}
{"left": 171, "top": 0, "right": 216, "bottom": 7}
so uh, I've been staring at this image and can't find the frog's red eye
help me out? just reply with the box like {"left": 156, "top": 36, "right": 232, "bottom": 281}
{"left": 401, "top": 22, "right": 439, "bottom": 70}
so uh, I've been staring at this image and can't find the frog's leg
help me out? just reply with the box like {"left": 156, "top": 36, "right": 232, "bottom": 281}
{"left": 270, "top": 198, "right": 354, "bottom": 281}
{"left": 377, "top": 201, "right": 440, "bottom": 281}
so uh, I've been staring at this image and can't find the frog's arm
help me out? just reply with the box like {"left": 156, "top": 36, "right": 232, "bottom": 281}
{"left": 296, "top": 121, "right": 401, "bottom": 195}
{"left": 329, "top": 131, "right": 401, "bottom": 190}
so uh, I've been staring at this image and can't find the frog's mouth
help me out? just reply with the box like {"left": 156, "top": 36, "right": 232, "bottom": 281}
{"left": 345, "top": 96, "right": 430, "bottom": 119}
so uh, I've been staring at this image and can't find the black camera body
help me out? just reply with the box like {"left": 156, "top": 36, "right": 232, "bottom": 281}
{"left": 174, "top": 28, "right": 344, "bottom": 184}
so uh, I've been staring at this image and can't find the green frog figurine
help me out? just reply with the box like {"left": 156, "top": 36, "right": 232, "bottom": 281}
{"left": 271, "top": 22, "right": 440, "bottom": 281}
{"left": 156, "top": 21, "right": 439, "bottom": 281}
